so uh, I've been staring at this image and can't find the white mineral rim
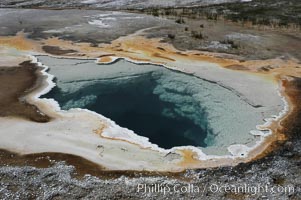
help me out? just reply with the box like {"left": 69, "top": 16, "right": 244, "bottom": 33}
{"left": 21, "top": 54, "right": 289, "bottom": 164}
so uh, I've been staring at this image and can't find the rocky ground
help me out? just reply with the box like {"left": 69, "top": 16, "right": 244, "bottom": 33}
{"left": 0, "top": 0, "right": 241, "bottom": 9}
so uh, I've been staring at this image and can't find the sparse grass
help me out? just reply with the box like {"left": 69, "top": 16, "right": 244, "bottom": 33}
{"left": 140, "top": 0, "right": 301, "bottom": 29}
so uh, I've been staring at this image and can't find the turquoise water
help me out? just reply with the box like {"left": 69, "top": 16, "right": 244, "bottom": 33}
{"left": 43, "top": 70, "right": 210, "bottom": 148}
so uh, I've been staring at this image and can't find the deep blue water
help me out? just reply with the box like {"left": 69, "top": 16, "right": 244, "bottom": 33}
{"left": 43, "top": 72, "right": 208, "bottom": 148}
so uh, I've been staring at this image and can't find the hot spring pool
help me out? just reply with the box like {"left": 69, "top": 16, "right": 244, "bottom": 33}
{"left": 38, "top": 55, "right": 278, "bottom": 155}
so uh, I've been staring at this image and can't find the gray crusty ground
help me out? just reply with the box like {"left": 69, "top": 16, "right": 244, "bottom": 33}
{"left": 0, "top": 137, "right": 300, "bottom": 200}
{"left": 0, "top": 0, "right": 240, "bottom": 9}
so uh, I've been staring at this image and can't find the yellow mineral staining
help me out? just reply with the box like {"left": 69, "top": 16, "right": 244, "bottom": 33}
{"left": 1, "top": 31, "right": 300, "bottom": 81}
{"left": 45, "top": 35, "right": 301, "bottom": 82}
{"left": 152, "top": 53, "right": 176, "bottom": 61}
{"left": 93, "top": 123, "right": 107, "bottom": 135}
{"left": 98, "top": 56, "right": 114, "bottom": 63}
{"left": 0, "top": 32, "right": 40, "bottom": 51}
{"left": 177, "top": 149, "right": 202, "bottom": 168}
